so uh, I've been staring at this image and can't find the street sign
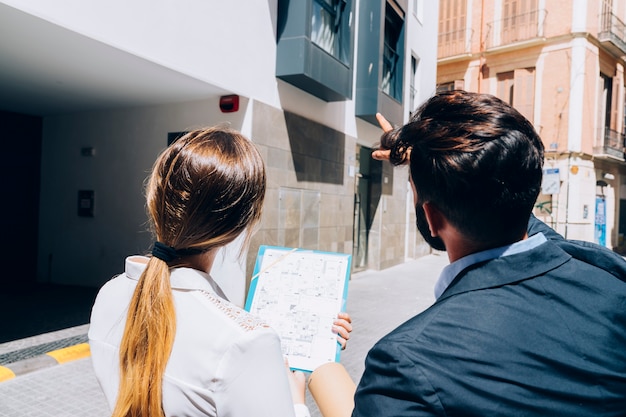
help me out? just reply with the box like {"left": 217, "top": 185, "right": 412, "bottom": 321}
{"left": 541, "top": 168, "right": 560, "bottom": 195}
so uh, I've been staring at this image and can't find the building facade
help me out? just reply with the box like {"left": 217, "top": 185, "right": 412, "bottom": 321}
{"left": 437, "top": 0, "right": 626, "bottom": 253}
{"left": 0, "top": 0, "right": 438, "bottom": 304}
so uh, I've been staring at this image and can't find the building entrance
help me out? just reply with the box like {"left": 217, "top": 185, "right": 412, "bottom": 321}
{"left": 352, "top": 145, "right": 382, "bottom": 271}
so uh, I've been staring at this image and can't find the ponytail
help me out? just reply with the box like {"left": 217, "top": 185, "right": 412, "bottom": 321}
{"left": 110, "top": 126, "right": 266, "bottom": 416}
{"left": 112, "top": 257, "right": 176, "bottom": 417}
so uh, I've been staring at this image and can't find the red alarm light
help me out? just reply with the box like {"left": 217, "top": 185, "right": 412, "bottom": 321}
{"left": 219, "top": 94, "right": 239, "bottom": 113}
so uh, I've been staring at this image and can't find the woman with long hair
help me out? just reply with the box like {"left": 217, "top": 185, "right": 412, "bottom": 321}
{"left": 88, "top": 127, "right": 351, "bottom": 417}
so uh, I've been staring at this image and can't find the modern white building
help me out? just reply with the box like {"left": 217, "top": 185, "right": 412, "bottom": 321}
{"left": 0, "top": 0, "right": 438, "bottom": 304}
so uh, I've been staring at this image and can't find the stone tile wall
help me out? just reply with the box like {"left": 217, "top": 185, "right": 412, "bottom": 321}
{"left": 247, "top": 100, "right": 427, "bottom": 286}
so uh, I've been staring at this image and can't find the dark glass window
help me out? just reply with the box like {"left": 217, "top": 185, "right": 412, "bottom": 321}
{"left": 311, "top": 0, "right": 349, "bottom": 64}
{"left": 382, "top": 2, "right": 403, "bottom": 101}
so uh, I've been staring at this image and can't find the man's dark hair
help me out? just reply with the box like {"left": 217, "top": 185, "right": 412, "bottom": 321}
{"left": 382, "top": 90, "right": 545, "bottom": 245}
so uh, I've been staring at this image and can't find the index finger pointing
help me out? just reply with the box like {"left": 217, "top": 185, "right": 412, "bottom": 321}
{"left": 376, "top": 113, "right": 393, "bottom": 133}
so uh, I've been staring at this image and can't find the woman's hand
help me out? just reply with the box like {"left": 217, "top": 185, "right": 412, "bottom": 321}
{"left": 333, "top": 312, "right": 353, "bottom": 351}
{"left": 285, "top": 359, "right": 306, "bottom": 404}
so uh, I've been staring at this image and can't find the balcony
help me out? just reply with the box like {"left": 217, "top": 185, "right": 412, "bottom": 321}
{"left": 355, "top": 0, "right": 404, "bottom": 126}
{"left": 275, "top": 0, "right": 354, "bottom": 102}
{"left": 598, "top": 11, "right": 626, "bottom": 57}
{"left": 593, "top": 128, "right": 626, "bottom": 161}
{"left": 438, "top": 28, "right": 473, "bottom": 59}
{"left": 485, "top": 9, "right": 547, "bottom": 50}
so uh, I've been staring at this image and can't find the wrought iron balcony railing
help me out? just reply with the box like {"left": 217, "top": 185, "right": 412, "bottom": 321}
{"left": 438, "top": 28, "right": 474, "bottom": 58}
{"left": 598, "top": 11, "right": 626, "bottom": 56}
{"left": 593, "top": 128, "right": 626, "bottom": 161}
{"left": 485, "top": 9, "right": 547, "bottom": 49}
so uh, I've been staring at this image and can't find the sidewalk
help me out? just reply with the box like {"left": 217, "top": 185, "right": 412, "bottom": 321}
{"left": 0, "top": 253, "right": 449, "bottom": 417}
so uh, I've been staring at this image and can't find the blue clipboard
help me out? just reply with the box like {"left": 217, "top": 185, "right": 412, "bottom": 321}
{"left": 244, "top": 245, "right": 351, "bottom": 373}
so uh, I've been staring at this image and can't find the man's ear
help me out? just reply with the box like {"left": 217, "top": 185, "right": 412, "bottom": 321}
{"left": 422, "top": 202, "right": 444, "bottom": 237}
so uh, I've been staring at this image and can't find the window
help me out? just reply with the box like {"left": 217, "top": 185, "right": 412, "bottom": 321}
{"left": 601, "top": 0, "right": 613, "bottom": 32}
{"left": 276, "top": 0, "right": 354, "bottom": 101}
{"left": 438, "top": 0, "right": 467, "bottom": 57}
{"left": 382, "top": 1, "right": 404, "bottom": 101}
{"left": 602, "top": 73, "right": 613, "bottom": 130}
{"left": 355, "top": 0, "right": 404, "bottom": 124}
{"left": 501, "top": 0, "right": 539, "bottom": 44}
{"left": 410, "top": 56, "right": 419, "bottom": 112}
{"left": 595, "top": 72, "right": 624, "bottom": 156}
{"left": 623, "top": 87, "right": 626, "bottom": 137}
{"left": 437, "top": 82, "right": 455, "bottom": 93}
{"left": 497, "top": 71, "right": 515, "bottom": 105}
{"left": 413, "top": 0, "right": 424, "bottom": 21}
{"left": 311, "top": 0, "right": 350, "bottom": 64}
{"left": 598, "top": 73, "right": 613, "bottom": 144}
{"left": 497, "top": 68, "right": 535, "bottom": 122}
{"left": 436, "top": 80, "right": 464, "bottom": 93}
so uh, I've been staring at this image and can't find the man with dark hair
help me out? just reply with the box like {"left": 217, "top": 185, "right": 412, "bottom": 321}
{"left": 352, "top": 90, "right": 626, "bottom": 416}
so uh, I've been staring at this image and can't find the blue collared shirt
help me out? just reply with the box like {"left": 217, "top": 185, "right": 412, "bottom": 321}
{"left": 434, "top": 232, "right": 548, "bottom": 299}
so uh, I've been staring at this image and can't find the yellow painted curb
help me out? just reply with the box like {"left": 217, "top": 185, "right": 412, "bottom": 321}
{"left": 0, "top": 366, "right": 16, "bottom": 382}
{"left": 46, "top": 343, "right": 91, "bottom": 364}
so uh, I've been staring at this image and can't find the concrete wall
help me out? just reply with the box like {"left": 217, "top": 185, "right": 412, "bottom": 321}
{"left": 248, "top": 101, "right": 357, "bottom": 275}
{"left": 406, "top": 1, "right": 440, "bottom": 105}
{"left": 36, "top": 97, "right": 251, "bottom": 297}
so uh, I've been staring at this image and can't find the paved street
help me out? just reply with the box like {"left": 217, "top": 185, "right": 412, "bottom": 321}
{"left": 0, "top": 253, "right": 449, "bottom": 417}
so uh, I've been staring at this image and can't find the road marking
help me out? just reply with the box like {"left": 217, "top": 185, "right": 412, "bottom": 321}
{"left": 0, "top": 366, "right": 16, "bottom": 382}
{"left": 46, "top": 343, "right": 91, "bottom": 364}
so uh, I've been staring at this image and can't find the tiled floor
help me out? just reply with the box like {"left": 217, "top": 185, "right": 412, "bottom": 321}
{"left": 0, "top": 358, "right": 108, "bottom": 417}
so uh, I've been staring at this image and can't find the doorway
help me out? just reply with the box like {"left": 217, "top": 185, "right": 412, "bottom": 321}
{"left": 353, "top": 145, "right": 382, "bottom": 271}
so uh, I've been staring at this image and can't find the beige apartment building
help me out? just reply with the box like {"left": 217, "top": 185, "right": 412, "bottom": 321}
{"left": 437, "top": 0, "right": 626, "bottom": 253}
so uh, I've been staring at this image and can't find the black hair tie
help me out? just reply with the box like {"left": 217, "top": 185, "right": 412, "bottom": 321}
{"left": 152, "top": 242, "right": 179, "bottom": 262}
{"left": 152, "top": 242, "right": 204, "bottom": 262}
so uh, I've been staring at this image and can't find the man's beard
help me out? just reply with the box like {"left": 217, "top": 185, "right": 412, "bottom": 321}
{"left": 415, "top": 204, "right": 446, "bottom": 251}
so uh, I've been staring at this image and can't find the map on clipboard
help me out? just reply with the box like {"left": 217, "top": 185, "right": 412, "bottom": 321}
{"left": 244, "top": 245, "right": 351, "bottom": 373}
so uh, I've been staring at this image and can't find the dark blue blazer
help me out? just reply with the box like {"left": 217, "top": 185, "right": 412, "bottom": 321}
{"left": 352, "top": 217, "right": 626, "bottom": 416}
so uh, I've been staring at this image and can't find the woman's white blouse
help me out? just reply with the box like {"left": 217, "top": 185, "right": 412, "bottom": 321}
{"left": 88, "top": 256, "right": 310, "bottom": 417}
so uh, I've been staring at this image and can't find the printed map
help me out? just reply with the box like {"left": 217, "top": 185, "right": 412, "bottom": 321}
{"left": 245, "top": 246, "right": 351, "bottom": 372}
